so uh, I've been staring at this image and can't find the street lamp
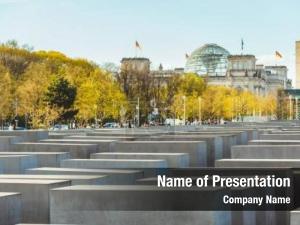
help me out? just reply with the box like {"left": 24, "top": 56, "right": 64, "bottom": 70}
{"left": 198, "top": 97, "right": 202, "bottom": 125}
{"left": 182, "top": 96, "right": 186, "bottom": 125}
{"left": 93, "top": 104, "right": 98, "bottom": 128}
{"left": 136, "top": 97, "right": 140, "bottom": 127}
{"left": 289, "top": 95, "right": 293, "bottom": 120}
{"left": 14, "top": 97, "right": 18, "bottom": 128}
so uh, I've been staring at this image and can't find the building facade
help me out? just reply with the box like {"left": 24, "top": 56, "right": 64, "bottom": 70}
{"left": 296, "top": 41, "right": 300, "bottom": 88}
{"left": 184, "top": 43, "right": 291, "bottom": 95}
{"left": 120, "top": 43, "right": 291, "bottom": 96}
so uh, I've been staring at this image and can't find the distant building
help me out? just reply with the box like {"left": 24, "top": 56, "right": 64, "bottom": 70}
{"left": 296, "top": 41, "right": 300, "bottom": 88}
{"left": 277, "top": 89, "right": 300, "bottom": 120}
{"left": 119, "top": 43, "right": 292, "bottom": 96}
{"left": 185, "top": 43, "right": 291, "bottom": 95}
{"left": 120, "top": 58, "right": 150, "bottom": 74}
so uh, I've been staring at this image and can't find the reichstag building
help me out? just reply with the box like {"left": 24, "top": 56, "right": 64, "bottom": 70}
{"left": 120, "top": 43, "right": 291, "bottom": 96}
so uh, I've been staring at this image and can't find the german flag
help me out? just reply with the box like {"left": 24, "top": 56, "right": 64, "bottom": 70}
{"left": 135, "top": 41, "right": 141, "bottom": 50}
{"left": 275, "top": 51, "right": 283, "bottom": 59}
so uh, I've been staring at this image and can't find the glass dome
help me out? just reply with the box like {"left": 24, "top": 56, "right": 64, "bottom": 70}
{"left": 185, "top": 43, "right": 230, "bottom": 76}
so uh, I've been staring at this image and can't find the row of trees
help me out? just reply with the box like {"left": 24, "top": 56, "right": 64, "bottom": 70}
{"left": 171, "top": 83, "right": 277, "bottom": 122}
{"left": 0, "top": 40, "right": 277, "bottom": 128}
{"left": 117, "top": 65, "right": 277, "bottom": 124}
{"left": 0, "top": 41, "right": 128, "bottom": 128}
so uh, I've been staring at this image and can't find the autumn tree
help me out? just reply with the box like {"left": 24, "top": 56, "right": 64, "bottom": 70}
{"left": 0, "top": 63, "right": 13, "bottom": 122}
{"left": 17, "top": 62, "right": 53, "bottom": 128}
{"left": 75, "top": 69, "right": 128, "bottom": 124}
{"left": 44, "top": 77, "right": 77, "bottom": 123}
{"left": 170, "top": 73, "right": 206, "bottom": 121}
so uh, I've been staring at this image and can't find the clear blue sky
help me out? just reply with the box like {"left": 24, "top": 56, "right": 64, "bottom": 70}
{"left": 0, "top": 0, "right": 299, "bottom": 81}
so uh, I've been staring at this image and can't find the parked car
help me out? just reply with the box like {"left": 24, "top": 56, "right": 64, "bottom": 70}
{"left": 15, "top": 127, "right": 27, "bottom": 130}
{"left": 49, "top": 124, "right": 69, "bottom": 131}
{"left": 103, "top": 122, "right": 120, "bottom": 128}
{"left": 164, "top": 118, "right": 184, "bottom": 126}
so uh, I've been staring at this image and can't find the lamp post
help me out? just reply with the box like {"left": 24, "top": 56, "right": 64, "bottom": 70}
{"left": 289, "top": 95, "right": 293, "bottom": 120}
{"left": 14, "top": 97, "right": 18, "bottom": 128}
{"left": 93, "top": 104, "right": 98, "bottom": 128}
{"left": 137, "top": 98, "right": 140, "bottom": 127}
{"left": 296, "top": 97, "right": 299, "bottom": 120}
{"left": 182, "top": 96, "right": 186, "bottom": 125}
{"left": 136, "top": 97, "right": 140, "bottom": 127}
{"left": 198, "top": 97, "right": 202, "bottom": 125}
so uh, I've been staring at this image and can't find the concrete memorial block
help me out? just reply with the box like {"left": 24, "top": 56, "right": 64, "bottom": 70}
{"left": 50, "top": 185, "right": 231, "bottom": 225}
{"left": 231, "top": 145, "right": 300, "bottom": 159}
{"left": 176, "top": 130, "right": 246, "bottom": 145}
{"left": 61, "top": 159, "right": 168, "bottom": 169}
{"left": 0, "top": 152, "right": 70, "bottom": 167}
{"left": 224, "top": 128, "right": 259, "bottom": 141}
{"left": 12, "top": 143, "right": 98, "bottom": 159}
{"left": 136, "top": 177, "right": 157, "bottom": 185}
{"left": 86, "top": 131, "right": 132, "bottom": 137}
{"left": 291, "top": 208, "right": 300, "bottom": 225}
{"left": 136, "top": 135, "right": 222, "bottom": 167}
{"left": 91, "top": 152, "right": 189, "bottom": 168}
{"left": 269, "top": 130, "right": 300, "bottom": 134}
{"left": 166, "top": 132, "right": 238, "bottom": 158}
{"left": 0, "top": 130, "right": 48, "bottom": 142}
{"left": 0, "top": 155, "right": 37, "bottom": 174}
{"left": 40, "top": 139, "right": 115, "bottom": 152}
{"left": 86, "top": 131, "right": 162, "bottom": 137}
{"left": 249, "top": 140, "right": 300, "bottom": 145}
{"left": 215, "top": 159, "right": 300, "bottom": 168}
{"left": 0, "top": 174, "right": 108, "bottom": 185}
{"left": 26, "top": 167, "right": 143, "bottom": 184}
{"left": 67, "top": 135, "right": 135, "bottom": 141}
{"left": 109, "top": 141, "right": 207, "bottom": 167}
{"left": 48, "top": 133, "right": 69, "bottom": 139}
{"left": 0, "top": 179, "right": 71, "bottom": 223}
{"left": 0, "top": 136, "right": 23, "bottom": 150}
{"left": 0, "top": 192, "right": 22, "bottom": 225}
{"left": 260, "top": 134, "right": 300, "bottom": 140}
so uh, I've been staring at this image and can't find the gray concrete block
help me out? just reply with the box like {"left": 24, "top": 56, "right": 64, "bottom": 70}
{"left": 50, "top": 185, "right": 231, "bottom": 225}
{"left": 0, "top": 130, "right": 48, "bottom": 142}
{"left": 0, "top": 136, "right": 22, "bottom": 150}
{"left": 16, "top": 224, "right": 78, "bottom": 225}
{"left": 0, "top": 174, "right": 107, "bottom": 185}
{"left": 12, "top": 143, "right": 98, "bottom": 158}
{"left": 0, "top": 155, "right": 37, "bottom": 174}
{"left": 260, "top": 134, "right": 300, "bottom": 140}
{"left": 249, "top": 140, "right": 300, "bottom": 145}
{"left": 67, "top": 135, "right": 135, "bottom": 141}
{"left": 40, "top": 139, "right": 115, "bottom": 152}
{"left": 86, "top": 131, "right": 152, "bottom": 137}
{"left": 232, "top": 145, "right": 300, "bottom": 159}
{"left": 0, "top": 192, "right": 22, "bottom": 225}
{"left": 109, "top": 141, "right": 207, "bottom": 167}
{"left": 215, "top": 159, "right": 300, "bottom": 168}
{"left": 26, "top": 167, "right": 144, "bottom": 184}
{"left": 91, "top": 152, "right": 189, "bottom": 168}
{"left": 290, "top": 208, "right": 300, "bottom": 225}
{"left": 61, "top": 159, "right": 168, "bottom": 169}
{"left": 136, "top": 135, "right": 222, "bottom": 167}
{"left": 0, "top": 152, "right": 70, "bottom": 167}
{"left": 0, "top": 179, "right": 71, "bottom": 223}
{"left": 175, "top": 130, "right": 246, "bottom": 145}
